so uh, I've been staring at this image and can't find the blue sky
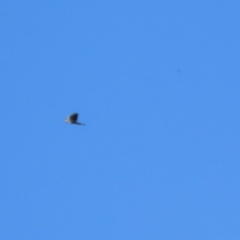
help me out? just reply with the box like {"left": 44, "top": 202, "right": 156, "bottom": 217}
{"left": 1, "top": 1, "right": 240, "bottom": 239}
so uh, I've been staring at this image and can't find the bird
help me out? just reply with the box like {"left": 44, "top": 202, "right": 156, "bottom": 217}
{"left": 64, "top": 113, "right": 86, "bottom": 126}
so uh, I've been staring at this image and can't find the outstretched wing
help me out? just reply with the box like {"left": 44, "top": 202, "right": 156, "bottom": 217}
{"left": 69, "top": 113, "right": 78, "bottom": 122}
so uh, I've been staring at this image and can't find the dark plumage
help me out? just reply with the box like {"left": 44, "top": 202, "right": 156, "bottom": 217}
{"left": 65, "top": 113, "right": 86, "bottom": 125}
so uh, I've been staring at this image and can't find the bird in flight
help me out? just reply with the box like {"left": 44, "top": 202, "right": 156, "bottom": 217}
{"left": 64, "top": 113, "right": 86, "bottom": 126}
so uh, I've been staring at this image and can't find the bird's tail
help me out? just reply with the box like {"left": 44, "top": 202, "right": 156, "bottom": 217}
{"left": 77, "top": 122, "right": 86, "bottom": 126}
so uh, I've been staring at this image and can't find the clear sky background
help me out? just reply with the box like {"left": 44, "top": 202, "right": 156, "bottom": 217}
{"left": 1, "top": 1, "right": 240, "bottom": 239}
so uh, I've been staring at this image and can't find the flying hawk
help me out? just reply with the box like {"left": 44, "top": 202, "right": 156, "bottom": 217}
{"left": 65, "top": 113, "right": 86, "bottom": 125}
